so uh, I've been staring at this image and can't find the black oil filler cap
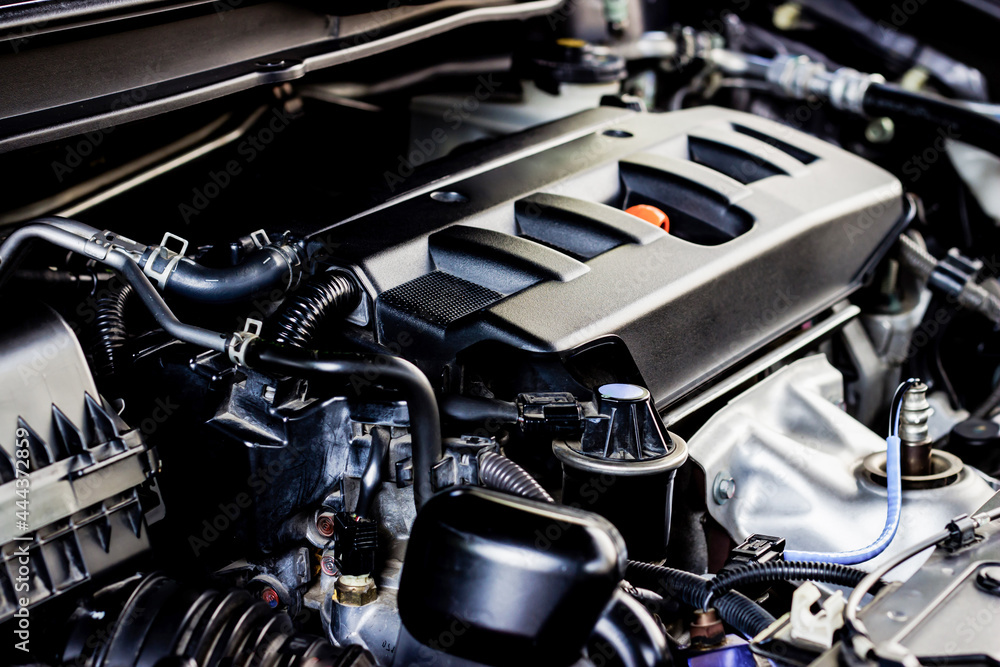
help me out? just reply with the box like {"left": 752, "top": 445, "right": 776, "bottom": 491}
{"left": 397, "top": 487, "right": 626, "bottom": 666}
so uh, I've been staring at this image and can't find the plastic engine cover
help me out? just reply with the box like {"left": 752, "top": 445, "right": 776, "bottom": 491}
{"left": 308, "top": 106, "right": 905, "bottom": 406}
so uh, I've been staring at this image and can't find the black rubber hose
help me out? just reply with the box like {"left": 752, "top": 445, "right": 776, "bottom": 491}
{"left": 90, "top": 282, "right": 132, "bottom": 377}
{"left": 356, "top": 426, "right": 390, "bottom": 518}
{"left": 243, "top": 340, "right": 441, "bottom": 509}
{"left": 439, "top": 395, "right": 519, "bottom": 425}
{"left": 863, "top": 82, "right": 1000, "bottom": 160}
{"left": 140, "top": 244, "right": 299, "bottom": 305}
{"left": 478, "top": 451, "right": 554, "bottom": 502}
{"left": 706, "top": 561, "right": 880, "bottom": 608}
{"left": 625, "top": 561, "right": 777, "bottom": 638}
{"left": 269, "top": 272, "right": 361, "bottom": 348}
{"left": 588, "top": 590, "right": 670, "bottom": 667}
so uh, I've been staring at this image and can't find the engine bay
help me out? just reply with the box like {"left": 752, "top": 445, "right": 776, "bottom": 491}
{"left": 2, "top": 2, "right": 1000, "bottom": 665}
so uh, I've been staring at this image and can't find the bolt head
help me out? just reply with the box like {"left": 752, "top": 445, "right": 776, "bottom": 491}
{"left": 713, "top": 473, "right": 736, "bottom": 505}
{"left": 321, "top": 555, "right": 338, "bottom": 576}
{"left": 865, "top": 117, "right": 895, "bottom": 144}
{"left": 261, "top": 587, "right": 280, "bottom": 608}
{"left": 317, "top": 513, "right": 336, "bottom": 537}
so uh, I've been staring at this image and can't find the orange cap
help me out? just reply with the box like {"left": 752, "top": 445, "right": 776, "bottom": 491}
{"left": 625, "top": 204, "right": 670, "bottom": 232}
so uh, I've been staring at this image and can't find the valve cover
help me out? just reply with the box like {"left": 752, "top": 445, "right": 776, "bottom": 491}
{"left": 311, "top": 106, "right": 904, "bottom": 405}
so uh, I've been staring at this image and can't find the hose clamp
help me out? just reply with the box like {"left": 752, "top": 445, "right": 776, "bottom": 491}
{"left": 273, "top": 237, "right": 304, "bottom": 291}
{"left": 766, "top": 55, "right": 883, "bottom": 115}
{"left": 828, "top": 68, "right": 884, "bottom": 115}
{"left": 228, "top": 318, "right": 262, "bottom": 367}
{"left": 767, "top": 55, "right": 825, "bottom": 100}
{"left": 144, "top": 232, "right": 189, "bottom": 290}
{"left": 249, "top": 229, "right": 270, "bottom": 249}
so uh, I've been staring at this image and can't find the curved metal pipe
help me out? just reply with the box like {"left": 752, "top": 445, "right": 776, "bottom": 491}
{"left": 244, "top": 340, "right": 442, "bottom": 509}
{"left": 0, "top": 219, "right": 231, "bottom": 353}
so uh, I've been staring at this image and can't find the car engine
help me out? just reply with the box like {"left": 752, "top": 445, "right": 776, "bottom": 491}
{"left": 2, "top": 1, "right": 1000, "bottom": 665}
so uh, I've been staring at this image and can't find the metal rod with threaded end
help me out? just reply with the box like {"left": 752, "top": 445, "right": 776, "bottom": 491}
{"left": 899, "top": 381, "right": 933, "bottom": 476}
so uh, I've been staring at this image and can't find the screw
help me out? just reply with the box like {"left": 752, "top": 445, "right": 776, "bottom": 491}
{"left": 865, "top": 117, "right": 895, "bottom": 144}
{"left": 321, "top": 554, "right": 338, "bottom": 576}
{"left": 978, "top": 566, "right": 1000, "bottom": 595}
{"left": 317, "top": 512, "right": 336, "bottom": 538}
{"left": 261, "top": 587, "right": 280, "bottom": 608}
{"left": 713, "top": 472, "right": 736, "bottom": 505}
{"left": 772, "top": 3, "right": 803, "bottom": 31}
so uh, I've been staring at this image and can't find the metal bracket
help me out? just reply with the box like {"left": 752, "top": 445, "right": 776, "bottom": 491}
{"left": 85, "top": 230, "right": 147, "bottom": 261}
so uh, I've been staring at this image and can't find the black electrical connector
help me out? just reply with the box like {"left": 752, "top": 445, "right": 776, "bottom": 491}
{"left": 334, "top": 513, "right": 378, "bottom": 576}
{"left": 517, "top": 392, "right": 584, "bottom": 434}
{"left": 943, "top": 513, "right": 982, "bottom": 551}
{"left": 725, "top": 534, "right": 786, "bottom": 568}
{"left": 928, "top": 248, "right": 983, "bottom": 299}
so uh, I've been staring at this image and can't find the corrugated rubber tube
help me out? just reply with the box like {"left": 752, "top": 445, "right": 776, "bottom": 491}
{"left": 478, "top": 451, "right": 554, "bottom": 503}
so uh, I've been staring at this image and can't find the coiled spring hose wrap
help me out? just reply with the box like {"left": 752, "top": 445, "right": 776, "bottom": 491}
{"left": 479, "top": 451, "right": 554, "bottom": 503}
{"left": 713, "top": 592, "right": 779, "bottom": 640}
{"left": 625, "top": 561, "right": 776, "bottom": 638}
{"left": 90, "top": 282, "right": 132, "bottom": 377}
{"left": 269, "top": 272, "right": 360, "bottom": 348}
